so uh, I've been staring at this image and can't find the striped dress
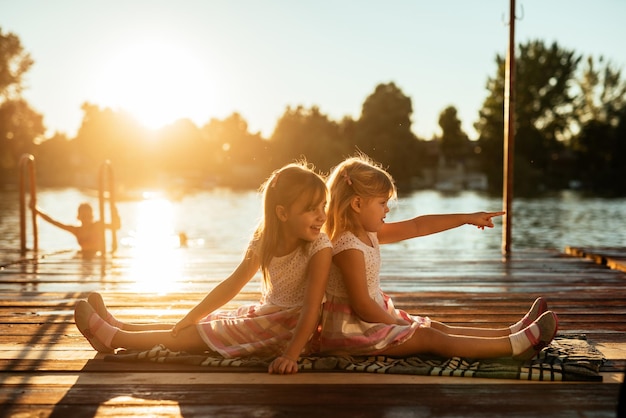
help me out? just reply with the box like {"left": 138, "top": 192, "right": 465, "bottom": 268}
{"left": 196, "top": 233, "right": 331, "bottom": 358}
{"left": 318, "top": 231, "right": 431, "bottom": 355}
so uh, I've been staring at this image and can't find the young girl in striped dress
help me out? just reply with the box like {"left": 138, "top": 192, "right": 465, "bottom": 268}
{"left": 74, "top": 162, "right": 331, "bottom": 375}
{"left": 319, "top": 154, "right": 558, "bottom": 361}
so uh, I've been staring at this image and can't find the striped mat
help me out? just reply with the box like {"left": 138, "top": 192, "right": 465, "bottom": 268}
{"left": 106, "top": 335, "right": 604, "bottom": 382}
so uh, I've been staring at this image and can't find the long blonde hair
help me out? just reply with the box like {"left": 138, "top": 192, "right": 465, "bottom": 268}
{"left": 254, "top": 162, "right": 327, "bottom": 284}
{"left": 325, "top": 154, "right": 396, "bottom": 241}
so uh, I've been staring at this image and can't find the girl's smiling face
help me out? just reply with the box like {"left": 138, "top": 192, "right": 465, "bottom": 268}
{"left": 279, "top": 192, "right": 327, "bottom": 245}
{"left": 356, "top": 195, "right": 390, "bottom": 233}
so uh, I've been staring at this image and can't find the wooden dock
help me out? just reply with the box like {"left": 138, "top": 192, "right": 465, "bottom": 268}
{"left": 1, "top": 247, "right": 625, "bottom": 417}
{"left": 565, "top": 246, "right": 626, "bottom": 273}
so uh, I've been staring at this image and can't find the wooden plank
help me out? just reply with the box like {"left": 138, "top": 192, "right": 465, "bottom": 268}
{"left": 0, "top": 248, "right": 625, "bottom": 417}
{"left": 565, "top": 246, "right": 626, "bottom": 272}
{"left": 0, "top": 382, "right": 621, "bottom": 418}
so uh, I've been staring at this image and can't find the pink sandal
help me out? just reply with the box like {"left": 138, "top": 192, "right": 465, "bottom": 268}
{"left": 519, "top": 297, "right": 549, "bottom": 329}
{"left": 513, "top": 310, "right": 559, "bottom": 361}
{"left": 88, "top": 292, "right": 123, "bottom": 328}
{"left": 74, "top": 300, "right": 116, "bottom": 353}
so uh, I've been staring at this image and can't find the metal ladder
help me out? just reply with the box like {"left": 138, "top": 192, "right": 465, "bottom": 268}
{"left": 18, "top": 155, "right": 118, "bottom": 256}
{"left": 18, "top": 154, "right": 38, "bottom": 256}
{"left": 99, "top": 160, "right": 118, "bottom": 254}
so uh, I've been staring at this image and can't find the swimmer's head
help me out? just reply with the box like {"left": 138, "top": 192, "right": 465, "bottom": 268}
{"left": 77, "top": 203, "right": 94, "bottom": 224}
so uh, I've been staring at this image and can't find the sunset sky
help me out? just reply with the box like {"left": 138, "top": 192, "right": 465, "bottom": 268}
{"left": 2, "top": 0, "right": 625, "bottom": 140}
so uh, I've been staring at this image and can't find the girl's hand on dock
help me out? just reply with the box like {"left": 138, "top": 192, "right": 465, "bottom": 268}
{"left": 468, "top": 211, "right": 505, "bottom": 230}
{"left": 170, "top": 318, "right": 193, "bottom": 337}
{"left": 268, "top": 355, "right": 299, "bottom": 375}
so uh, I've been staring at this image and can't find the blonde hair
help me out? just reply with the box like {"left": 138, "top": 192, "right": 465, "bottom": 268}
{"left": 254, "top": 161, "right": 327, "bottom": 285}
{"left": 325, "top": 154, "right": 396, "bottom": 241}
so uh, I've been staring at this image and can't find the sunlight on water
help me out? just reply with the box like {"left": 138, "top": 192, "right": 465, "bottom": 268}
{"left": 120, "top": 195, "right": 185, "bottom": 294}
{"left": 1, "top": 188, "right": 625, "bottom": 293}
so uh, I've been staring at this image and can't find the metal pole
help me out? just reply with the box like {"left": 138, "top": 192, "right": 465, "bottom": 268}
{"left": 502, "top": 0, "right": 516, "bottom": 256}
{"left": 98, "top": 160, "right": 117, "bottom": 255}
{"left": 19, "top": 154, "right": 38, "bottom": 256}
{"left": 98, "top": 161, "right": 109, "bottom": 257}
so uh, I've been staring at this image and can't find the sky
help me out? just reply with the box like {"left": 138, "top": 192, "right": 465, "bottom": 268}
{"left": 1, "top": 0, "right": 625, "bottom": 141}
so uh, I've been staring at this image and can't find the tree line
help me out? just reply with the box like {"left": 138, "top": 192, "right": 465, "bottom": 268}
{"left": 1, "top": 27, "right": 625, "bottom": 196}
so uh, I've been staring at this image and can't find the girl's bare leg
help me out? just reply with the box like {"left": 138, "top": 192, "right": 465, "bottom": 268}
{"left": 88, "top": 292, "right": 175, "bottom": 331}
{"left": 381, "top": 327, "right": 512, "bottom": 359}
{"left": 119, "top": 323, "right": 174, "bottom": 331}
{"left": 428, "top": 297, "right": 548, "bottom": 337}
{"left": 431, "top": 321, "right": 511, "bottom": 337}
{"left": 76, "top": 300, "right": 208, "bottom": 353}
{"left": 383, "top": 311, "right": 558, "bottom": 360}
{"left": 111, "top": 325, "right": 208, "bottom": 353}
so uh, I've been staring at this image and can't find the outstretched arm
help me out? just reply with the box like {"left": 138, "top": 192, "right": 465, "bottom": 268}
{"left": 171, "top": 250, "right": 260, "bottom": 336}
{"left": 378, "top": 211, "right": 505, "bottom": 244}
{"left": 30, "top": 202, "right": 75, "bottom": 234}
{"left": 268, "top": 247, "right": 332, "bottom": 375}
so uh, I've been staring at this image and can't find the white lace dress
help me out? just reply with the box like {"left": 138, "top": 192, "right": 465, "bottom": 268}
{"left": 196, "top": 233, "right": 331, "bottom": 358}
{"left": 318, "top": 231, "right": 430, "bottom": 355}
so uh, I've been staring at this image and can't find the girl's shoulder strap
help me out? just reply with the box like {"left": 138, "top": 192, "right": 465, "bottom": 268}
{"left": 366, "top": 231, "right": 379, "bottom": 247}
{"left": 308, "top": 232, "right": 332, "bottom": 255}
{"left": 247, "top": 237, "right": 260, "bottom": 256}
{"left": 332, "top": 231, "right": 362, "bottom": 254}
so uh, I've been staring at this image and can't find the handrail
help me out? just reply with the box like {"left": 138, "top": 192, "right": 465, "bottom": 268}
{"left": 98, "top": 160, "right": 117, "bottom": 254}
{"left": 19, "top": 154, "right": 38, "bottom": 256}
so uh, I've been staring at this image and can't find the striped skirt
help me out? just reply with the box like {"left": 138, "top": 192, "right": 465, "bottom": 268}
{"left": 318, "top": 291, "right": 431, "bottom": 356}
{"left": 196, "top": 303, "right": 302, "bottom": 358}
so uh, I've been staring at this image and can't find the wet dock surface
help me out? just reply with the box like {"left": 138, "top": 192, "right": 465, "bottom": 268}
{"left": 0, "top": 247, "right": 625, "bottom": 417}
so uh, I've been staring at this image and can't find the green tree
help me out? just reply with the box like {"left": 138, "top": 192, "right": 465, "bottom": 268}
{"left": 573, "top": 56, "right": 626, "bottom": 128}
{"left": 569, "top": 56, "right": 626, "bottom": 194}
{"left": 475, "top": 40, "right": 580, "bottom": 194}
{"left": 155, "top": 118, "right": 204, "bottom": 180}
{"left": 573, "top": 119, "right": 616, "bottom": 193}
{"left": 613, "top": 107, "right": 626, "bottom": 195}
{"left": 34, "top": 132, "right": 73, "bottom": 186}
{"left": 201, "top": 113, "right": 270, "bottom": 188}
{"left": 72, "top": 103, "right": 151, "bottom": 187}
{"left": 0, "top": 28, "right": 44, "bottom": 185}
{"left": 270, "top": 105, "right": 347, "bottom": 173}
{"left": 0, "top": 28, "right": 33, "bottom": 101}
{"left": 0, "top": 99, "right": 44, "bottom": 181}
{"left": 354, "top": 82, "right": 422, "bottom": 186}
{"left": 438, "top": 105, "right": 470, "bottom": 166}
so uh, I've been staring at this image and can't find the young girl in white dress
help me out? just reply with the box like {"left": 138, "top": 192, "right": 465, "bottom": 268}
{"left": 319, "top": 154, "right": 557, "bottom": 361}
{"left": 74, "top": 162, "right": 331, "bottom": 374}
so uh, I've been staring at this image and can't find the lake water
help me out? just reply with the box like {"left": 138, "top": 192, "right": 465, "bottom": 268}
{"left": 2, "top": 187, "right": 624, "bottom": 258}
{"left": 1, "top": 187, "right": 624, "bottom": 294}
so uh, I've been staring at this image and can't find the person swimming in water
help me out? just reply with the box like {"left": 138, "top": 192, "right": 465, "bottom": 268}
{"left": 30, "top": 200, "right": 120, "bottom": 258}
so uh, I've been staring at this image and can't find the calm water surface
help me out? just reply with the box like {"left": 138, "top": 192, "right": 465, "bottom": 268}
{"left": 1, "top": 188, "right": 624, "bottom": 293}
{"left": 2, "top": 187, "right": 624, "bottom": 255}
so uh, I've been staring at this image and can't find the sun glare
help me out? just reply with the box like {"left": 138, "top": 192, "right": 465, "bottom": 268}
{"left": 121, "top": 195, "right": 185, "bottom": 294}
{"left": 92, "top": 40, "right": 218, "bottom": 129}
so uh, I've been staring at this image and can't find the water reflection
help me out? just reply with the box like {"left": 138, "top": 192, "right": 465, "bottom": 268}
{"left": 1, "top": 188, "right": 625, "bottom": 281}
{"left": 120, "top": 194, "right": 185, "bottom": 294}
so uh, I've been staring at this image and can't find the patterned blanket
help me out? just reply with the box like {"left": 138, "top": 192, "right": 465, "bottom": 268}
{"left": 106, "top": 335, "right": 605, "bottom": 382}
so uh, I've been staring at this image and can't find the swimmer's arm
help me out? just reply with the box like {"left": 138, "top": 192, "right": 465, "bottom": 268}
{"left": 31, "top": 206, "right": 75, "bottom": 233}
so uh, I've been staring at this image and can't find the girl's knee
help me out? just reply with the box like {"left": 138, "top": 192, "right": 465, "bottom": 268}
{"left": 171, "top": 326, "right": 206, "bottom": 352}
{"left": 429, "top": 321, "right": 450, "bottom": 333}
{"left": 410, "top": 327, "right": 448, "bottom": 353}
